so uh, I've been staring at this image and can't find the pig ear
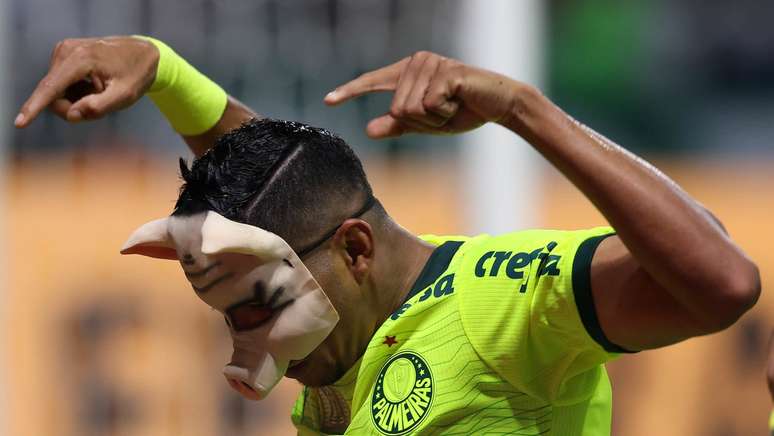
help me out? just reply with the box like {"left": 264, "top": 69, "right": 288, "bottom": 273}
{"left": 120, "top": 217, "right": 178, "bottom": 260}
{"left": 201, "top": 211, "right": 291, "bottom": 259}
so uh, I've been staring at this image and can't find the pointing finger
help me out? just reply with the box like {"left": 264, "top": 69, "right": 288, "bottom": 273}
{"left": 324, "top": 57, "right": 410, "bottom": 106}
{"left": 15, "top": 60, "right": 92, "bottom": 128}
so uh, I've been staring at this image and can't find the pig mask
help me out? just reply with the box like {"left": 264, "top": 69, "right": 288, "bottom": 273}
{"left": 120, "top": 210, "right": 339, "bottom": 400}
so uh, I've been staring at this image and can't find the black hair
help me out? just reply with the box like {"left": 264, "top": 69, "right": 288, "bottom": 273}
{"left": 173, "top": 117, "right": 381, "bottom": 250}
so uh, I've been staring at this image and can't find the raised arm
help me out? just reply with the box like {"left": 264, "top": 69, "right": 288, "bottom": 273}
{"left": 326, "top": 51, "right": 761, "bottom": 350}
{"left": 182, "top": 97, "right": 255, "bottom": 156}
{"left": 14, "top": 36, "right": 255, "bottom": 156}
{"left": 496, "top": 83, "right": 759, "bottom": 349}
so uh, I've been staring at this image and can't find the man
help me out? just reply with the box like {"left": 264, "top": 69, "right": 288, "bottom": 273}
{"left": 16, "top": 36, "right": 760, "bottom": 435}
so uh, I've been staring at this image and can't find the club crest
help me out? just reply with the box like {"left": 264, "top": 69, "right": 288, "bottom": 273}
{"left": 370, "top": 351, "right": 433, "bottom": 435}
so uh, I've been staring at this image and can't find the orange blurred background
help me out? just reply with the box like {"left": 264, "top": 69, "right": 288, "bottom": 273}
{"left": 4, "top": 153, "right": 772, "bottom": 435}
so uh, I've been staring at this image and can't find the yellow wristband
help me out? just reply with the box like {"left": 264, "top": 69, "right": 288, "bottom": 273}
{"left": 134, "top": 35, "right": 227, "bottom": 136}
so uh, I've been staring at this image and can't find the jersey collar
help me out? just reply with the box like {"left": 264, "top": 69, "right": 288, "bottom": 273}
{"left": 403, "top": 240, "right": 464, "bottom": 304}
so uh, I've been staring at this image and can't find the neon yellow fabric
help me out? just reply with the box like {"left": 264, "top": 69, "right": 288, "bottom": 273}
{"left": 769, "top": 409, "right": 774, "bottom": 435}
{"left": 292, "top": 227, "right": 619, "bottom": 435}
{"left": 134, "top": 36, "right": 227, "bottom": 136}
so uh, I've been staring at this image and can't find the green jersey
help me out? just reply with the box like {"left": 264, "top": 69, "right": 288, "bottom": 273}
{"left": 292, "top": 227, "right": 626, "bottom": 435}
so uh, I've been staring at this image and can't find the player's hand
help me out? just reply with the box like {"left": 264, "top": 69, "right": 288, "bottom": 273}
{"left": 14, "top": 36, "right": 159, "bottom": 128}
{"left": 324, "top": 51, "right": 530, "bottom": 139}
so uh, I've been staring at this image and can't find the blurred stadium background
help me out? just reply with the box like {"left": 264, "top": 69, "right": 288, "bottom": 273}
{"left": 3, "top": 0, "right": 773, "bottom": 435}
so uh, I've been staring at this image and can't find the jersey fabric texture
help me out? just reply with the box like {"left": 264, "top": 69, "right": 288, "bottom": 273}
{"left": 291, "top": 227, "right": 628, "bottom": 435}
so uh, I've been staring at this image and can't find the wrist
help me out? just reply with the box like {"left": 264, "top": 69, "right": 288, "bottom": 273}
{"left": 132, "top": 36, "right": 171, "bottom": 92}
{"left": 497, "top": 83, "right": 550, "bottom": 136}
{"left": 132, "top": 35, "right": 227, "bottom": 136}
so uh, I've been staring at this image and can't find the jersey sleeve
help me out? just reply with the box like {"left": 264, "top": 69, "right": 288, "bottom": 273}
{"left": 457, "top": 226, "right": 626, "bottom": 405}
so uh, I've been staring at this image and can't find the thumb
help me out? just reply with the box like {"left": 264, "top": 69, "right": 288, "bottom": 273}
{"left": 68, "top": 84, "right": 134, "bottom": 121}
{"left": 366, "top": 115, "right": 410, "bottom": 139}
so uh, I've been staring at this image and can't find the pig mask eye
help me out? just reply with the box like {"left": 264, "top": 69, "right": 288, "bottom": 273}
{"left": 225, "top": 281, "right": 294, "bottom": 332}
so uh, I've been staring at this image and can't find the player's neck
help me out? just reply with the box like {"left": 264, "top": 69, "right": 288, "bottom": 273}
{"left": 326, "top": 221, "right": 434, "bottom": 384}
{"left": 372, "top": 221, "right": 436, "bottom": 328}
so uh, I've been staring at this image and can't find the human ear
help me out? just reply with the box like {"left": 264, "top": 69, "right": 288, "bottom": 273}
{"left": 333, "top": 219, "right": 374, "bottom": 284}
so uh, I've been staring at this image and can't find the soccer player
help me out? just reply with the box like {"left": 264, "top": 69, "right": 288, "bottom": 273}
{"left": 16, "top": 36, "right": 760, "bottom": 435}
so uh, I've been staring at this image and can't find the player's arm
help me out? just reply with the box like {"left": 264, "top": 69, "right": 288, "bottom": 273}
{"left": 14, "top": 36, "right": 256, "bottom": 157}
{"left": 182, "top": 97, "right": 256, "bottom": 156}
{"left": 495, "top": 85, "right": 760, "bottom": 350}
{"left": 327, "top": 51, "right": 761, "bottom": 351}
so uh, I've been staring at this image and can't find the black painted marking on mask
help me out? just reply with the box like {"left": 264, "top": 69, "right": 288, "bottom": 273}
{"left": 184, "top": 261, "right": 222, "bottom": 278}
{"left": 193, "top": 272, "right": 235, "bottom": 294}
{"left": 266, "top": 286, "right": 285, "bottom": 308}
